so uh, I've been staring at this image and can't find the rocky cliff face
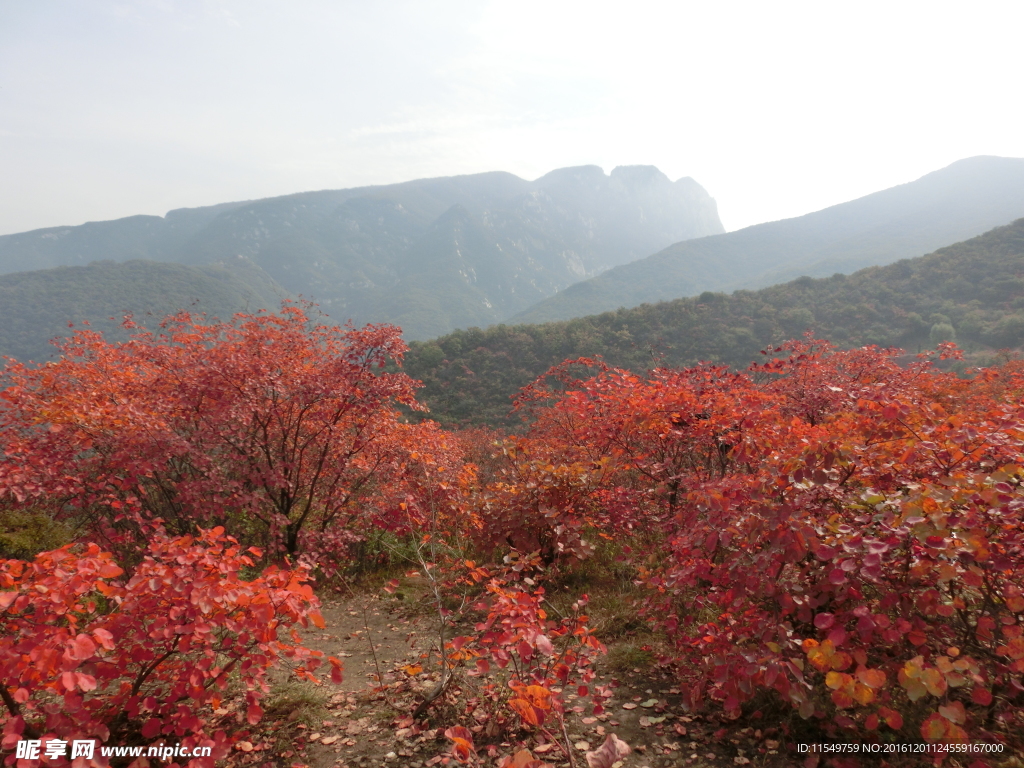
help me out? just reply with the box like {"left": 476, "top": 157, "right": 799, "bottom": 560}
{"left": 0, "top": 166, "right": 722, "bottom": 339}
{"left": 513, "top": 156, "right": 1024, "bottom": 325}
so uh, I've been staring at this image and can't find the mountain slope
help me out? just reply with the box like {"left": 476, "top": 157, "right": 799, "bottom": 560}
{"left": 0, "top": 166, "right": 723, "bottom": 340}
{"left": 0, "top": 201, "right": 251, "bottom": 274}
{"left": 514, "top": 156, "right": 1024, "bottom": 324}
{"left": 0, "top": 258, "right": 284, "bottom": 363}
{"left": 404, "top": 217, "right": 1024, "bottom": 426}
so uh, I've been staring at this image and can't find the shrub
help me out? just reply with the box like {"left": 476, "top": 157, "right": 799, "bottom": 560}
{"left": 0, "top": 527, "right": 337, "bottom": 762}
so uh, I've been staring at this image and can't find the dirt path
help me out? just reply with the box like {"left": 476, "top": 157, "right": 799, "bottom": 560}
{"left": 236, "top": 594, "right": 784, "bottom": 768}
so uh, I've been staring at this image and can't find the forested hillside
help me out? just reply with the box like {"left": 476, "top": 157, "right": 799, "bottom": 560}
{"left": 405, "top": 217, "right": 1024, "bottom": 425}
{"left": 515, "top": 155, "right": 1024, "bottom": 323}
{"left": 0, "top": 258, "right": 284, "bottom": 362}
{"left": 0, "top": 165, "right": 722, "bottom": 340}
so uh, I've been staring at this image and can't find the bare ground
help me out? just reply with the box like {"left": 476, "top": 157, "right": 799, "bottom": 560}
{"left": 220, "top": 592, "right": 796, "bottom": 768}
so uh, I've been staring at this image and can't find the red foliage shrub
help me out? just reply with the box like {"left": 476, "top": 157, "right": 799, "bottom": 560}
{"left": 522, "top": 340, "right": 1024, "bottom": 749}
{"left": 0, "top": 305, "right": 420, "bottom": 559}
{"left": 0, "top": 528, "right": 330, "bottom": 763}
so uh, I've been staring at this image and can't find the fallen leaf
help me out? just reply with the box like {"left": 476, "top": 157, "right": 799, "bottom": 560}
{"left": 321, "top": 736, "right": 339, "bottom": 746}
{"left": 638, "top": 716, "right": 665, "bottom": 727}
{"left": 499, "top": 749, "right": 548, "bottom": 768}
{"left": 621, "top": 703, "right": 637, "bottom": 710}
{"left": 639, "top": 699, "right": 658, "bottom": 708}
{"left": 585, "top": 734, "right": 631, "bottom": 768}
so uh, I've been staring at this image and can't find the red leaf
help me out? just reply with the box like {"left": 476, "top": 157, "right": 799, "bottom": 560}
{"left": 141, "top": 718, "right": 162, "bottom": 739}
{"left": 75, "top": 673, "right": 98, "bottom": 692}
{"left": 971, "top": 686, "right": 993, "bottom": 706}
{"left": 247, "top": 703, "right": 264, "bottom": 725}
{"left": 813, "top": 613, "right": 835, "bottom": 629}
{"left": 878, "top": 706, "right": 903, "bottom": 730}
{"left": 92, "top": 628, "right": 115, "bottom": 650}
{"left": 328, "top": 656, "right": 344, "bottom": 684}
{"left": 536, "top": 634, "right": 554, "bottom": 656}
{"left": 444, "top": 726, "right": 476, "bottom": 763}
{"left": 70, "top": 633, "right": 97, "bottom": 660}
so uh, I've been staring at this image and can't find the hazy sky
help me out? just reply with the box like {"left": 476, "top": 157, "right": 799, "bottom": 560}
{"left": 2, "top": 0, "right": 1023, "bottom": 236}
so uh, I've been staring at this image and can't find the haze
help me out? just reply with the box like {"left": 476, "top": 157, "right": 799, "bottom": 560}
{"left": 2, "top": 0, "right": 1022, "bottom": 236}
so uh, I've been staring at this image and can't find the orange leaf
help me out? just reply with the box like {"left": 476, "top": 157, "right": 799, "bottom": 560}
{"left": 920, "top": 712, "right": 948, "bottom": 742}
{"left": 851, "top": 682, "right": 875, "bottom": 706}
{"left": 857, "top": 667, "right": 886, "bottom": 689}
{"left": 878, "top": 706, "right": 903, "bottom": 730}
{"left": 825, "top": 671, "right": 847, "bottom": 690}
{"left": 921, "top": 668, "right": 947, "bottom": 697}
{"left": 509, "top": 697, "right": 542, "bottom": 726}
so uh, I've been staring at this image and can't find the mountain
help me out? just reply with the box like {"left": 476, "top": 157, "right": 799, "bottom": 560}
{"left": 0, "top": 258, "right": 284, "bottom": 363}
{"left": 513, "top": 156, "right": 1024, "bottom": 324}
{"left": 0, "top": 201, "right": 251, "bottom": 274}
{"left": 0, "top": 166, "right": 723, "bottom": 340}
{"left": 403, "top": 217, "right": 1024, "bottom": 427}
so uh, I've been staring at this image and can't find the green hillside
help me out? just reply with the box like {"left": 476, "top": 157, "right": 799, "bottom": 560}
{"left": 0, "top": 258, "right": 284, "bottom": 363}
{"left": 404, "top": 217, "right": 1024, "bottom": 426}
{"left": 515, "top": 156, "right": 1024, "bottom": 324}
{"left": 0, "top": 166, "right": 723, "bottom": 340}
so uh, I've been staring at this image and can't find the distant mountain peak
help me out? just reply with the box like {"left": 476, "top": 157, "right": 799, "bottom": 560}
{"left": 512, "top": 156, "right": 1024, "bottom": 325}
{"left": 0, "top": 164, "right": 724, "bottom": 350}
{"left": 610, "top": 165, "right": 672, "bottom": 186}
{"left": 534, "top": 165, "right": 608, "bottom": 186}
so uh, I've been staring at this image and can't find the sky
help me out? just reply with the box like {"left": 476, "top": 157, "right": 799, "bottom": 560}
{"left": 2, "top": 0, "right": 1023, "bottom": 236}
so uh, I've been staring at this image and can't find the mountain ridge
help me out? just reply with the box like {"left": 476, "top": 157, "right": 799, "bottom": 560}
{"left": 513, "top": 156, "right": 1024, "bottom": 324}
{"left": 0, "top": 165, "right": 723, "bottom": 340}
